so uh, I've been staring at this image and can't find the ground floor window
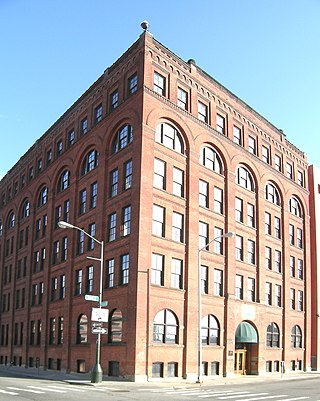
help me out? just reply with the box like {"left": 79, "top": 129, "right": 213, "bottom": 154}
{"left": 109, "top": 361, "right": 120, "bottom": 377}
{"left": 266, "top": 360, "right": 272, "bottom": 372}
{"left": 77, "top": 359, "right": 86, "bottom": 373}
{"left": 152, "top": 362, "right": 164, "bottom": 378}
{"left": 211, "top": 361, "right": 219, "bottom": 375}
{"left": 167, "top": 362, "right": 178, "bottom": 377}
{"left": 274, "top": 360, "right": 280, "bottom": 372}
{"left": 202, "top": 361, "right": 208, "bottom": 376}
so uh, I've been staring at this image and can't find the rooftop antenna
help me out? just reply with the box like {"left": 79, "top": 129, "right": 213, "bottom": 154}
{"left": 141, "top": 20, "right": 149, "bottom": 32}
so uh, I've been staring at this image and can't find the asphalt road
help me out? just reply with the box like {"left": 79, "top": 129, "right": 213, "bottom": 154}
{"left": 0, "top": 370, "right": 320, "bottom": 401}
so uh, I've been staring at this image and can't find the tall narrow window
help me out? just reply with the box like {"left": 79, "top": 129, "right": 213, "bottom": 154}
{"left": 214, "top": 187, "right": 223, "bottom": 214}
{"left": 105, "top": 259, "right": 114, "bottom": 289}
{"left": 275, "top": 285, "right": 282, "bottom": 307}
{"left": 216, "top": 114, "right": 226, "bottom": 135}
{"left": 154, "top": 159, "right": 166, "bottom": 190}
{"left": 128, "top": 73, "right": 138, "bottom": 95}
{"left": 124, "top": 160, "right": 132, "bottom": 190}
{"left": 177, "top": 87, "right": 188, "bottom": 110}
{"left": 110, "top": 90, "right": 119, "bottom": 110}
{"left": 94, "top": 104, "right": 103, "bottom": 123}
{"left": 248, "top": 277, "right": 256, "bottom": 302}
{"left": 235, "top": 235, "right": 243, "bottom": 261}
{"left": 110, "top": 169, "right": 118, "bottom": 197}
{"left": 90, "top": 182, "right": 98, "bottom": 209}
{"left": 262, "top": 145, "right": 270, "bottom": 164}
{"left": 235, "top": 275, "right": 243, "bottom": 300}
{"left": 201, "top": 265, "right": 208, "bottom": 294}
{"left": 79, "top": 189, "right": 87, "bottom": 214}
{"left": 152, "top": 253, "right": 164, "bottom": 286}
{"left": 171, "top": 258, "right": 183, "bottom": 289}
{"left": 265, "top": 212, "right": 271, "bottom": 235}
{"left": 247, "top": 240, "right": 255, "bottom": 264}
{"left": 235, "top": 197, "right": 243, "bottom": 222}
{"left": 199, "top": 222, "right": 209, "bottom": 250}
{"left": 198, "top": 101, "right": 208, "bottom": 123}
{"left": 233, "top": 126, "right": 242, "bottom": 145}
{"left": 247, "top": 203, "right": 255, "bottom": 228}
{"left": 214, "top": 269, "right": 223, "bottom": 296}
{"left": 199, "top": 180, "right": 209, "bottom": 208}
{"left": 173, "top": 167, "right": 184, "bottom": 197}
{"left": 265, "top": 247, "right": 272, "bottom": 270}
{"left": 108, "top": 212, "right": 116, "bottom": 242}
{"left": 152, "top": 205, "right": 165, "bottom": 237}
{"left": 266, "top": 282, "right": 272, "bottom": 305}
{"left": 154, "top": 72, "right": 166, "bottom": 96}
{"left": 172, "top": 212, "right": 183, "bottom": 242}
{"left": 248, "top": 136, "right": 256, "bottom": 154}
{"left": 120, "top": 254, "right": 129, "bottom": 285}
{"left": 121, "top": 206, "right": 131, "bottom": 237}
{"left": 86, "top": 265, "right": 94, "bottom": 293}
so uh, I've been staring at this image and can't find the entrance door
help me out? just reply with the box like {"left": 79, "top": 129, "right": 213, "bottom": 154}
{"left": 234, "top": 349, "right": 247, "bottom": 375}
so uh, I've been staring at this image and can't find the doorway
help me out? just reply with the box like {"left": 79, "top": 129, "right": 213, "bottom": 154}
{"left": 234, "top": 321, "right": 258, "bottom": 375}
{"left": 234, "top": 349, "right": 247, "bottom": 375}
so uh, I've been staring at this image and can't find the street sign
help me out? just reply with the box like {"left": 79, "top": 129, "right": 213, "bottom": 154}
{"left": 91, "top": 307, "right": 109, "bottom": 322}
{"left": 92, "top": 327, "right": 108, "bottom": 335}
{"left": 85, "top": 294, "right": 99, "bottom": 302}
{"left": 92, "top": 322, "right": 102, "bottom": 328}
{"left": 101, "top": 301, "right": 108, "bottom": 307}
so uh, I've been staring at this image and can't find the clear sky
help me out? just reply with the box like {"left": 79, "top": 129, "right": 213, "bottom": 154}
{"left": 1, "top": 0, "right": 319, "bottom": 179}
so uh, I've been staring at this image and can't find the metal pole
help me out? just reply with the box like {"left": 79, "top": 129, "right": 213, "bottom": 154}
{"left": 197, "top": 248, "right": 202, "bottom": 383}
{"left": 90, "top": 240, "right": 104, "bottom": 383}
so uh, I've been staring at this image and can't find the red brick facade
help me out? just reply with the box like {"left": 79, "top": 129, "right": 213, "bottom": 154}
{"left": 0, "top": 31, "right": 311, "bottom": 381}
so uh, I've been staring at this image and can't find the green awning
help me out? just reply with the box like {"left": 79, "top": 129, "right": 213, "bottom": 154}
{"left": 235, "top": 322, "right": 258, "bottom": 343}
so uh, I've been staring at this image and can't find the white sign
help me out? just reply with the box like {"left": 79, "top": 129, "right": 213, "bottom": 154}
{"left": 85, "top": 294, "right": 99, "bottom": 302}
{"left": 91, "top": 307, "right": 109, "bottom": 323}
{"left": 92, "top": 327, "right": 108, "bottom": 335}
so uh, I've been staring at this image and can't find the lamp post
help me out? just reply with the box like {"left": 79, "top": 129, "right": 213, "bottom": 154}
{"left": 197, "top": 231, "right": 234, "bottom": 383}
{"left": 58, "top": 220, "right": 104, "bottom": 383}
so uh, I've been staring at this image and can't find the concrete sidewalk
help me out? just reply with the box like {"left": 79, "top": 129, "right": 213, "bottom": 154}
{"left": 1, "top": 365, "right": 320, "bottom": 387}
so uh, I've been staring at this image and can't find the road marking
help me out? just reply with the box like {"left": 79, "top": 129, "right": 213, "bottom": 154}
{"left": 27, "top": 385, "right": 67, "bottom": 393}
{"left": 0, "top": 388, "right": 18, "bottom": 395}
{"left": 240, "top": 395, "right": 288, "bottom": 401}
{"left": 277, "top": 398, "right": 309, "bottom": 401}
{"left": 218, "top": 394, "right": 267, "bottom": 400}
{"left": 199, "top": 391, "right": 249, "bottom": 398}
{"left": 7, "top": 386, "right": 45, "bottom": 394}
{"left": 47, "top": 385, "right": 86, "bottom": 392}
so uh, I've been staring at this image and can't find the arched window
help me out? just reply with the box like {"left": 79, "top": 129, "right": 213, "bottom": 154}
{"left": 265, "top": 183, "right": 281, "bottom": 206}
{"left": 8, "top": 211, "right": 15, "bottom": 229}
{"left": 236, "top": 166, "right": 255, "bottom": 192}
{"left": 109, "top": 309, "right": 122, "bottom": 343}
{"left": 22, "top": 199, "right": 30, "bottom": 219}
{"left": 153, "top": 309, "right": 178, "bottom": 344}
{"left": 266, "top": 322, "right": 280, "bottom": 347}
{"left": 112, "top": 124, "right": 133, "bottom": 154}
{"left": 289, "top": 197, "right": 302, "bottom": 217}
{"left": 38, "top": 187, "right": 48, "bottom": 207}
{"left": 57, "top": 170, "right": 70, "bottom": 193}
{"left": 200, "top": 147, "right": 223, "bottom": 174}
{"left": 291, "top": 325, "right": 302, "bottom": 348}
{"left": 155, "top": 123, "right": 184, "bottom": 154}
{"left": 201, "top": 314, "right": 220, "bottom": 345}
{"left": 77, "top": 314, "right": 88, "bottom": 344}
{"left": 81, "top": 150, "right": 98, "bottom": 176}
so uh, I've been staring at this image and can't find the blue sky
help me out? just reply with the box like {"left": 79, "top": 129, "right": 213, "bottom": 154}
{"left": 1, "top": 0, "right": 320, "bottom": 179}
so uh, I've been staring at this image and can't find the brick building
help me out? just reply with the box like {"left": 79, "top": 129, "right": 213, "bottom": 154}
{"left": 0, "top": 28, "right": 311, "bottom": 381}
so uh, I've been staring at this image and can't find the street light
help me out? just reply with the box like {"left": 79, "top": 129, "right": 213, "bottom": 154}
{"left": 58, "top": 220, "right": 104, "bottom": 383}
{"left": 197, "top": 231, "right": 234, "bottom": 383}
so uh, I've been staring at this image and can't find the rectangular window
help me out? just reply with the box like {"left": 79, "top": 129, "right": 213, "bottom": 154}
{"left": 290, "top": 288, "right": 295, "bottom": 309}
{"left": 80, "top": 117, "right": 88, "bottom": 135}
{"left": 60, "top": 274, "right": 66, "bottom": 299}
{"left": 86, "top": 265, "right": 94, "bottom": 293}
{"left": 266, "top": 282, "right": 272, "bottom": 305}
{"left": 201, "top": 265, "right": 208, "bottom": 294}
{"left": 214, "top": 187, "right": 223, "bottom": 214}
{"left": 233, "top": 126, "right": 242, "bottom": 145}
{"left": 265, "top": 212, "right": 271, "bottom": 235}
{"left": 275, "top": 250, "right": 281, "bottom": 273}
{"left": 154, "top": 72, "right": 166, "bottom": 96}
{"left": 298, "top": 290, "right": 303, "bottom": 311}
{"left": 55, "top": 205, "right": 62, "bottom": 228}
{"left": 199, "top": 180, "right": 209, "bottom": 208}
{"left": 297, "top": 259, "right": 303, "bottom": 279}
{"left": 77, "top": 230, "right": 84, "bottom": 255}
{"left": 110, "top": 169, "right": 119, "bottom": 197}
{"left": 51, "top": 277, "right": 58, "bottom": 301}
{"left": 216, "top": 114, "right": 225, "bottom": 135}
{"left": 297, "top": 170, "right": 304, "bottom": 187}
{"left": 154, "top": 159, "right": 166, "bottom": 190}
{"left": 275, "top": 154, "right": 282, "bottom": 172}
{"left": 290, "top": 256, "right": 295, "bottom": 277}
{"left": 235, "top": 275, "right": 243, "bottom": 300}
{"left": 248, "top": 136, "right": 256, "bottom": 155}
{"left": 248, "top": 277, "right": 256, "bottom": 302}
{"left": 128, "top": 73, "right": 138, "bottom": 95}
{"left": 247, "top": 203, "right": 255, "bottom": 228}
{"left": 75, "top": 269, "right": 82, "bottom": 296}
{"left": 198, "top": 101, "right": 208, "bottom": 123}
{"left": 151, "top": 253, "right": 164, "bottom": 286}
{"left": 171, "top": 258, "right": 183, "bottom": 289}
{"left": 68, "top": 129, "right": 75, "bottom": 147}
{"left": 88, "top": 223, "right": 96, "bottom": 250}
{"left": 94, "top": 104, "right": 103, "bottom": 123}
{"left": 297, "top": 228, "right": 303, "bottom": 248}
{"left": 121, "top": 206, "right": 131, "bottom": 237}
{"left": 265, "top": 247, "right": 272, "bottom": 270}
{"left": 152, "top": 205, "right": 165, "bottom": 237}
{"left": 287, "top": 163, "right": 293, "bottom": 179}
{"left": 56, "top": 140, "right": 63, "bottom": 158}
{"left": 172, "top": 212, "right": 183, "bottom": 242}
{"left": 108, "top": 212, "right": 116, "bottom": 242}
{"left": 235, "top": 197, "right": 243, "bottom": 222}
{"left": 90, "top": 182, "right": 98, "bottom": 209}
{"left": 110, "top": 90, "right": 119, "bottom": 110}
{"left": 105, "top": 259, "right": 114, "bottom": 288}
{"left": 120, "top": 254, "right": 129, "bottom": 285}
{"left": 262, "top": 145, "right": 270, "bottom": 164}
{"left": 173, "top": 167, "right": 184, "bottom": 197}
{"left": 289, "top": 224, "right": 295, "bottom": 245}
{"left": 177, "top": 87, "right": 188, "bottom": 110}
{"left": 64, "top": 199, "right": 70, "bottom": 222}
{"left": 214, "top": 269, "right": 223, "bottom": 296}
{"left": 248, "top": 240, "right": 255, "bottom": 264}
{"left": 214, "top": 227, "right": 224, "bottom": 254}
{"left": 49, "top": 317, "right": 55, "bottom": 345}
{"left": 275, "top": 284, "right": 282, "bottom": 307}
{"left": 124, "top": 160, "right": 132, "bottom": 190}
{"left": 199, "top": 221, "right": 209, "bottom": 250}
{"left": 235, "top": 235, "right": 243, "bottom": 261}
{"left": 79, "top": 189, "right": 87, "bottom": 215}
{"left": 61, "top": 237, "right": 67, "bottom": 261}
{"left": 58, "top": 316, "right": 63, "bottom": 345}
{"left": 274, "top": 216, "right": 281, "bottom": 239}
